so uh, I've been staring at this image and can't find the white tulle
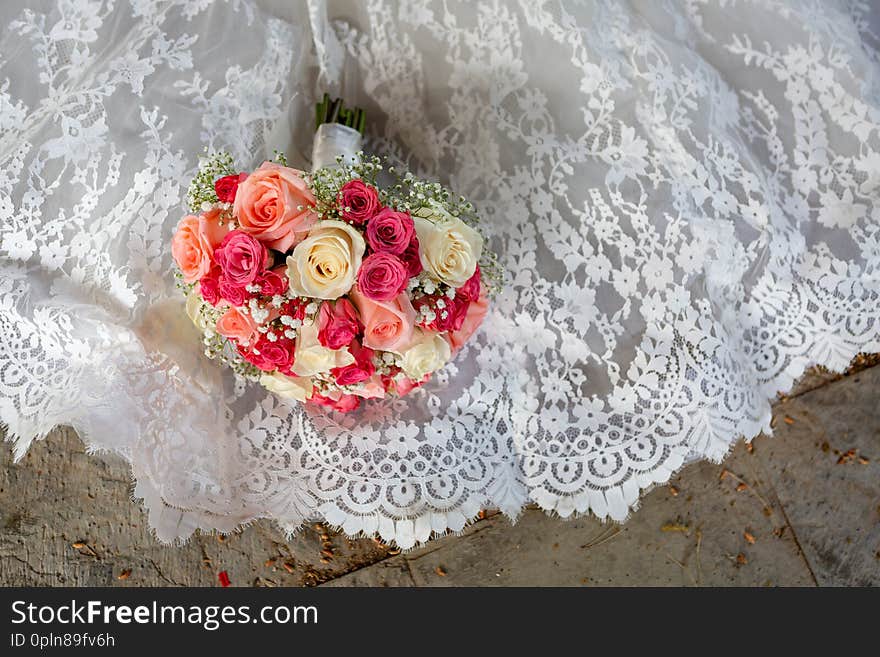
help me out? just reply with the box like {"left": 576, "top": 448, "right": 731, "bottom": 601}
{"left": 1, "top": 0, "right": 879, "bottom": 548}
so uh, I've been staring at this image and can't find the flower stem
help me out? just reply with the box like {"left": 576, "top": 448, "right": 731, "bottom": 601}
{"left": 315, "top": 94, "right": 366, "bottom": 135}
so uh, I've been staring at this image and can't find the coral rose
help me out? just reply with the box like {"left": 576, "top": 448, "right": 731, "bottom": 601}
{"left": 381, "top": 372, "right": 429, "bottom": 396}
{"left": 346, "top": 374, "right": 386, "bottom": 399}
{"left": 215, "top": 306, "right": 258, "bottom": 346}
{"left": 310, "top": 392, "right": 361, "bottom": 413}
{"left": 233, "top": 162, "right": 318, "bottom": 252}
{"left": 349, "top": 287, "right": 416, "bottom": 354}
{"left": 171, "top": 209, "right": 230, "bottom": 283}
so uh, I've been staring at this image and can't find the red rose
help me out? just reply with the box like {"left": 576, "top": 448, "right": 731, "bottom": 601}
{"left": 215, "top": 173, "right": 248, "bottom": 203}
{"left": 281, "top": 298, "right": 308, "bottom": 322}
{"left": 338, "top": 180, "right": 380, "bottom": 226}
{"left": 458, "top": 265, "right": 481, "bottom": 301}
{"left": 310, "top": 392, "right": 361, "bottom": 413}
{"left": 415, "top": 294, "right": 470, "bottom": 332}
{"left": 399, "top": 235, "right": 423, "bottom": 277}
{"left": 237, "top": 342, "right": 271, "bottom": 371}
{"left": 257, "top": 266, "right": 288, "bottom": 296}
{"left": 440, "top": 296, "right": 470, "bottom": 332}
{"left": 317, "top": 298, "right": 361, "bottom": 350}
{"left": 356, "top": 252, "right": 409, "bottom": 301}
{"left": 218, "top": 278, "right": 250, "bottom": 306}
{"left": 331, "top": 340, "right": 375, "bottom": 386}
{"left": 365, "top": 208, "right": 414, "bottom": 255}
{"left": 240, "top": 334, "right": 295, "bottom": 374}
{"left": 199, "top": 267, "right": 222, "bottom": 305}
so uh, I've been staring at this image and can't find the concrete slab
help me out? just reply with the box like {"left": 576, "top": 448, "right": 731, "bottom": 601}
{"left": 753, "top": 367, "right": 880, "bottom": 586}
{"left": 325, "top": 445, "right": 816, "bottom": 586}
{"left": 0, "top": 427, "right": 394, "bottom": 586}
{"left": 325, "top": 364, "right": 880, "bottom": 587}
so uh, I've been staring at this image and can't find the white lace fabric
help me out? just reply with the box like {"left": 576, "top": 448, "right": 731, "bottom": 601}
{"left": 1, "top": 0, "right": 879, "bottom": 548}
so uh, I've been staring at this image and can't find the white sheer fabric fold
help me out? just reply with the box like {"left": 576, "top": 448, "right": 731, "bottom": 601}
{"left": 1, "top": 0, "right": 879, "bottom": 547}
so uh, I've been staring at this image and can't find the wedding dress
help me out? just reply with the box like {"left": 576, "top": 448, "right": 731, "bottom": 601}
{"left": 1, "top": 0, "right": 878, "bottom": 548}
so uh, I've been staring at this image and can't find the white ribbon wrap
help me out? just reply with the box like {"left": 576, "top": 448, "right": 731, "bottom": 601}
{"left": 311, "top": 122, "right": 362, "bottom": 171}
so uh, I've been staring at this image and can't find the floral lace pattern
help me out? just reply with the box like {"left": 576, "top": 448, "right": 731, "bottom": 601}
{"left": 1, "top": 0, "right": 879, "bottom": 547}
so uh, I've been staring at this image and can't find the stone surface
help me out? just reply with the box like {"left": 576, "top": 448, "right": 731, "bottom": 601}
{"left": 0, "top": 427, "right": 394, "bottom": 587}
{"left": 327, "top": 365, "right": 880, "bottom": 587}
{"left": 326, "top": 447, "right": 816, "bottom": 587}
{"left": 755, "top": 369, "right": 880, "bottom": 586}
{"left": 1, "top": 362, "right": 878, "bottom": 586}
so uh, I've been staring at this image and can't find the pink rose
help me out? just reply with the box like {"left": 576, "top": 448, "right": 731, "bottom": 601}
{"left": 399, "top": 235, "right": 423, "bottom": 277}
{"left": 365, "top": 208, "right": 414, "bottom": 255}
{"left": 458, "top": 265, "right": 481, "bottom": 301}
{"left": 199, "top": 267, "right": 222, "bottom": 305}
{"left": 447, "top": 285, "right": 489, "bottom": 353}
{"left": 215, "top": 172, "right": 248, "bottom": 203}
{"left": 349, "top": 287, "right": 416, "bottom": 353}
{"left": 214, "top": 230, "right": 271, "bottom": 287}
{"left": 310, "top": 392, "right": 361, "bottom": 413}
{"left": 257, "top": 265, "right": 289, "bottom": 296}
{"left": 338, "top": 180, "right": 380, "bottom": 226}
{"left": 331, "top": 340, "right": 375, "bottom": 386}
{"left": 215, "top": 306, "right": 258, "bottom": 346}
{"left": 357, "top": 252, "right": 409, "bottom": 301}
{"left": 171, "top": 209, "right": 230, "bottom": 283}
{"left": 218, "top": 278, "right": 249, "bottom": 306}
{"left": 233, "top": 162, "right": 318, "bottom": 252}
{"left": 317, "top": 298, "right": 361, "bottom": 350}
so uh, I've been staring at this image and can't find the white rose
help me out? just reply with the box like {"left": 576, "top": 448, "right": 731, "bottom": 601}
{"left": 260, "top": 371, "right": 314, "bottom": 402}
{"left": 412, "top": 204, "right": 483, "bottom": 288}
{"left": 292, "top": 320, "right": 355, "bottom": 377}
{"left": 185, "top": 288, "right": 213, "bottom": 331}
{"left": 286, "top": 220, "right": 366, "bottom": 299}
{"left": 400, "top": 329, "right": 452, "bottom": 380}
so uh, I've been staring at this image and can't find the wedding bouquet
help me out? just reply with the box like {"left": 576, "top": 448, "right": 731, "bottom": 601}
{"left": 171, "top": 98, "right": 497, "bottom": 412}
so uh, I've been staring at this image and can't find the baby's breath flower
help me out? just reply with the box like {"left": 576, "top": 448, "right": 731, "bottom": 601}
{"left": 186, "top": 151, "right": 235, "bottom": 213}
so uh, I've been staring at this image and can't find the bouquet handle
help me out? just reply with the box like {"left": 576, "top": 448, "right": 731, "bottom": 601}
{"left": 311, "top": 122, "right": 362, "bottom": 171}
{"left": 311, "top": 95, "right": 364, "bottom": 171}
